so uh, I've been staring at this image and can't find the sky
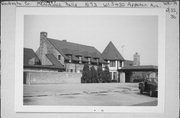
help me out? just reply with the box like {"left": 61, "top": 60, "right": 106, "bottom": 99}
{"left": 24, "top": 15, "right": 158, "bottom": 66}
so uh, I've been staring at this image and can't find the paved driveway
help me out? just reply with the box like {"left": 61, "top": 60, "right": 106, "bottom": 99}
{"left": 24, "top": 83, "right": 157, "bottom": 106}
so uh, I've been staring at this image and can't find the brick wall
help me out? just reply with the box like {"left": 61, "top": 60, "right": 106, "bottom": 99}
{"left": 24, "top": 71, "right": 82, "bottom": 84}
{"left": 65, "top": 63, "right": 84, "bottom": 73}
{"left": 36, "top": 32, "right": 65, "bottom": 66}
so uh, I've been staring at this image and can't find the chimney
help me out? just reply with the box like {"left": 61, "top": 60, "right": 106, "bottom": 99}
{"left": 40, "top": 32, "right": 47, "bottom": 39}
{"left": 133, "top": 52, "right": 140, "bottom": 66}
{"left": 39, "top": 32, "right": 48, "bottom": 65}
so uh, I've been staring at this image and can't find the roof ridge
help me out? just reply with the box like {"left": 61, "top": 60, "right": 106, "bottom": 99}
{"left": 47, "top": 38, "right": 96, "bottom": 49}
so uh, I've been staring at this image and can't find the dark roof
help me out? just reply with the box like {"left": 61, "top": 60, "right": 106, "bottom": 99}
{"left": 46, "top": 54, "right": 64, "bottom": 69}
{"left": 102, "top": 41, "right": 124, "bottom": 61}
{"left": 124, "top": 60, "right": 134, "bottom": 67}
{"left": 120, "top": 65, "right": 158, "bottom": 72}
{"left": 47, "top": 38, "right": 104, "bottom": 61}
{"left": 24, "top": 48, "right": 41, "bottom": 65}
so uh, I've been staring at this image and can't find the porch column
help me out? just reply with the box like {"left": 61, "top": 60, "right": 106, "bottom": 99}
{"left": 120, "top": 72, "right": 125, "bottom": 83}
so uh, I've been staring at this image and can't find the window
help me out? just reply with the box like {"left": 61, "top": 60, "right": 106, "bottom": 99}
{"left": 96, "top": 58, "right": 99, "bottom": 64}
{"left": 69, "top": 55, "right": 72, "bottom": 62}
{"left": 58, "top": 55, "right": 61, "bottom": 60}
{"left": 88, "top": 57, "right": 91, "bottom": 64}
{"left": 118, "top": 61, "right": 122, "bottom": 67}
{"left": 79, "top": 56, "right": 82, "bottom": 63}
{"left": 110, "top": 61, "right": 116, "bottom": 67}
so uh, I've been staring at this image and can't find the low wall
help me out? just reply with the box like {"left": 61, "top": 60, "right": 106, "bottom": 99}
{"left": 24, "top": 71, "right": 82, "bottom": 84}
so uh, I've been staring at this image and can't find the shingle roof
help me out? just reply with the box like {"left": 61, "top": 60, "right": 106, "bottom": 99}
{"left": 124, "top": 60, "right": 133, "bottom": 67}
{"left": 102, "top": 41, "right": 124, "bottom": 61}
{"left": 24, "top": 48, "right": 41, "bottom": 65}
{"left": 46, "top": 54, "right": 65, "bottom": 69}
{"left": 47, "top": 38, "right": 105, "bottom": 63}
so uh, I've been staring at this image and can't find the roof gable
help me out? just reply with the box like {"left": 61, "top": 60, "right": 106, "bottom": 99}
{"left": 102, "top": 41, "right": 124, "bottom": 60}
{"left": 24, "top": 48, "right": 41, "bottom": 65}
{"left": 46, "top": 54, "right": 64, "bottom": 69}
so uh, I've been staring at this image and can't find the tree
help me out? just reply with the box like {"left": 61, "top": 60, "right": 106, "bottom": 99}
{"left": 81, "top": 64, "right": 90, "bottom": 83}
{"left": 102, "top": 66, "right": 111, "bottom": 83}
{"left": 97, "top": 65, "right": 103, "bottom": 83}
{"left": 90, "top": 66, "right": 97, "bottom": 83}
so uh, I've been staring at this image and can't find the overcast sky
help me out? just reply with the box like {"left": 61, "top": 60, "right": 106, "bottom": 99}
{"left": 24, "top": 15, "right": 158, "bottom": 66}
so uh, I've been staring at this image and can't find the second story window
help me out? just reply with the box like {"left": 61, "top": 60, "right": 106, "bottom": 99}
{"left": 119, "top": 61, "right": 122, "bottom": 67}
{"left": 79, "top": 56, "right": 82, "bottom": 63}
{"left": 96, "top": 58, "right": 99, "bottom": 63}
{"left": 110, "top": 61, "right": 116, "bottom": 67}
{"left": 88, "top": 57, "right": 91, "bottom": 64}
{"left": 69, "top": 55, "right": 72, "bottom": 63}
{"left": 58, "top": 55, "right": 61, "bottom": 60}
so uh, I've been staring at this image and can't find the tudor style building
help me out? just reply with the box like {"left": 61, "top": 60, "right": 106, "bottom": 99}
{"left": 36, "top": 32, "right": 106, "bottom": 73}
{"left": 24, "top": 32, "right": 157, "bottom": 83}
{"left": 102, "top": 41, "right": 125, "bottom": 81}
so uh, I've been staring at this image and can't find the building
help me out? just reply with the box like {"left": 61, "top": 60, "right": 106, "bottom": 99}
{"left": 36, "top": 32, "right": 106, "bottom": 73}
{"left": 24, "top": 32, "right": 158, "bottom": 83}
{"left": 102, "top": 41, "right": 125, "bottom": 81}
{"left": 24, "top": 48, "right": 65, "bottom": 72}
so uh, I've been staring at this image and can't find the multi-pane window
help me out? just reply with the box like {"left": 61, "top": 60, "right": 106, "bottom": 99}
{"left": 110, "top": 61, "right": 116, "bottom": 67}
{"left": 58, "top": 55, "right": 61, "bottom": 60}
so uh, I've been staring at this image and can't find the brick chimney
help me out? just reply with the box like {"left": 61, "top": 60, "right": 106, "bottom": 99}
{"left": 40, "top": 32, "right": 47, "bottom": 39}
{"left": 133, "top": 52, "right": 140, "bottom": 66}
{"left": 39, "top": 32, "right": 48, "bottom": 65}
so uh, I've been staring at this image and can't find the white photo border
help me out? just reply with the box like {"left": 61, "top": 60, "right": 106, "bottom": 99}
{"left": 15, "top": 7, "right": 166, "bottom": 113}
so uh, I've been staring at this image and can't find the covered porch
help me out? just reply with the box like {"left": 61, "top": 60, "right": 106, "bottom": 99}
{"left": 118, "top": 65, "right": 158, "bottom": 83}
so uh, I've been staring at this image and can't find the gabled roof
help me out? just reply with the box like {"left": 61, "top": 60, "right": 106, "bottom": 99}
{"left": 24, "top": 48, "right": 41, "bottom": 65}
{"left": 102, "top": 41, "right": 124, "bottom": 61}
{"left": 46, "top": 54, "right": 64, "bottom": 69}
{"left": 47, "top": 38, "right": 105, "bottom": 62}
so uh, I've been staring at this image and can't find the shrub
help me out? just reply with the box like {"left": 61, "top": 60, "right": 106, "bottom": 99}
{"left": 81, "top": 64, "right": 90, "bottom": 83}
{"left": 133, "top": 78, "right": 144, "bottom": 83}
{"left": 97, "top": 66, "right": 103, "bottom": 83}
{"left": 90, "top": 66, "right": 98, "bottom": 83}
{"left": 111, "top": 79, "right": 118, "bottom": 83}
{"left": 102, "top": 66, "right": 111, "bottom": 83}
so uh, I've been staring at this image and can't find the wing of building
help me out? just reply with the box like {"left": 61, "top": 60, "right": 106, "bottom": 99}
{"left": 24, "top": 48, "right": 65, "bottom": 72}
{"left": 101, "top": 41, "right": 125, "bottom": 81}
{"left": 36, "top": 32, "right": 106, "bottom": 73}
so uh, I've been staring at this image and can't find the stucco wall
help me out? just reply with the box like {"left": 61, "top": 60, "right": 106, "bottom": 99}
{"left": 24, "top": 71, "right": 82, "bottom": 84}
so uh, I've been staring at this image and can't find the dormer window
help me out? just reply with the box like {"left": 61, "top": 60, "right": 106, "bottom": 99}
{"left": 79, "top": 56, "right": 82, "bottom": 64}
{"left": 96, "top": 58, "right": 99, "bottom": 63}
{"left": 58, "top": 55, "right": 61, "bottom": 60}
{"left": 88, "top": 57, "right": 91, "bottom": 64}
{"left": 69, "top": 55, "right": 72, "bottom": 63}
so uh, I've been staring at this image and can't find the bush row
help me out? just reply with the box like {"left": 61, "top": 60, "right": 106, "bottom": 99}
{"left": 81, "top": 64, "right": 111, "bottom": 83}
